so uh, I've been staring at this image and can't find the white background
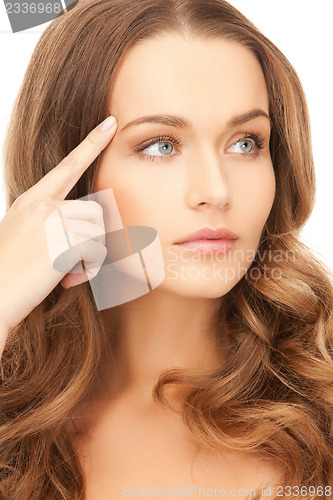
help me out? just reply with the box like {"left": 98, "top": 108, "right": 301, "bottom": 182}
{"left": 0, "top": 0, "right": 332, "bottom": 270}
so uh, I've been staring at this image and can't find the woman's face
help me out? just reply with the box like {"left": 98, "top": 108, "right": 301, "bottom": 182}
{"left": 93, "top": 33, "right": 275, "bottom": 298}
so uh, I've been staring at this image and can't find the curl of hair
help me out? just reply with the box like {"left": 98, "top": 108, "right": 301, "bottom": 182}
{"left": 1, "top": 0, "right": 333, "bottom": 498}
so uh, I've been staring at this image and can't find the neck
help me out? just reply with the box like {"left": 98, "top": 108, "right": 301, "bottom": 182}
{"left": 99, "top": 289, "right": 225, "bottom": 402}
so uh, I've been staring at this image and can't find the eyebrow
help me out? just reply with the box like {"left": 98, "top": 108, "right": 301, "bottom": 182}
{"left": 119, "top": 108, "right": 271, "bottom": 132}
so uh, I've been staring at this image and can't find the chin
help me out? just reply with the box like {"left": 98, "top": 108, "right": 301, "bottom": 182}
{"left": 160, "top": 276, "right": 239, "bottom": 299}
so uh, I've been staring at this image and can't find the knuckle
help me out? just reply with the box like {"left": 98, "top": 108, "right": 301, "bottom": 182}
{"left": 97, "top": 231, "right": 106, "bottom": 244}
{"left": 59, "top": 154, "right": 78, "bottom": 169}
{"left": 86, "top": 130, "right": 101, "bottom": 147}
{"left": 101, "top": 244, "right": 108, "bottom": 258}
{"left": 30, "top": 199, "right": 54, "bottom": 216}
{"left": 95, "top": 245, "right": 107, "bottom": 266}
{"left": 90, "top": 224, "right": 105, "bottom": 239}
{"left": 88, "top": 200, "right": 104, "bottom": 216}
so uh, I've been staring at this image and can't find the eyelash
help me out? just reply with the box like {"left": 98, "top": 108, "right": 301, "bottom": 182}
{"left": 133, "top": 132, "right": 265, "bottom": 162}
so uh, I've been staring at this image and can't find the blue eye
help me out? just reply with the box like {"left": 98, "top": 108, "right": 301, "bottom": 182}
{"left": 229, "top": 139, "right": 255, "bottom": 154}
{"left": 141, "top": 141, "right": 175, "bottom": 157}
{"left": 227, "top": 132, "right": 265, "bottom": 159}
{"left": 134, "top": 134, "right": 182, "bottom": 162}
{"left": 133, "top": 131, "right": 265, "bottom": 162}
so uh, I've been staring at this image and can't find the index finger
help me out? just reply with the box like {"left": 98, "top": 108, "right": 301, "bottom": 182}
{"left": 29, "top": 115, "right": 117, "bottom": 200}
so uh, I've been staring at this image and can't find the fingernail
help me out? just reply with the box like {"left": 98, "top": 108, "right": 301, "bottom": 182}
{"left": 98, "top": 115, "right": 117, "bottom": 131}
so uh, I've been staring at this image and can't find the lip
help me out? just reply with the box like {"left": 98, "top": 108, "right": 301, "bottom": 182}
{"left": 174, "top": 238, "right": 237, "bottom": 254}
{"left": 174, "top": 226, "right": 238, "bottom": 244}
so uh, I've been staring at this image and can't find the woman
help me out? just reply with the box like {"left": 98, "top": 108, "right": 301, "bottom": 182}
{"left": 1, "top": 0, "right": 333, "bottom": 499}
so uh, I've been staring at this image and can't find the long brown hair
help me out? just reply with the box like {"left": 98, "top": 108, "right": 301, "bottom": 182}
{"left": 1, "top": 0, "right": 333, "bottom": 498}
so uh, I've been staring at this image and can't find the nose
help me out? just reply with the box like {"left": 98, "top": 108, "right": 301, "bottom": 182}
{"left": 184, "top": 143, "right": 231, "bottom": 211}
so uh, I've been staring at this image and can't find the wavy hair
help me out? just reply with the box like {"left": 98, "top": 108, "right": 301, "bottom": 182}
{"left": 1, "top": 0, "right": 333, "bottom": 498}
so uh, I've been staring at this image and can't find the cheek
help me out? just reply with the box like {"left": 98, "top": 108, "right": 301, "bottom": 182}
{"left": 234, "top": 163, "right": 276, "bottom": 233}
{"left": 93, "top": 156, "right": 166, "bottom": 228}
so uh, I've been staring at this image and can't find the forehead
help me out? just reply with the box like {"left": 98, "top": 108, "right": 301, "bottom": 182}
{"left": 109, "top": 33, "right": 269, "bottom": 122}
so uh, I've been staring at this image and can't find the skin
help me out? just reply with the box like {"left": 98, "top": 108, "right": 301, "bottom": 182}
{"left": 92, "top": 32, "right": 275, "bottom": 399}
{"left": 75, "top": 33, "right": 280, "bottom": 497}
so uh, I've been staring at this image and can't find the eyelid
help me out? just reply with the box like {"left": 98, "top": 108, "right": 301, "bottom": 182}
{"left": 225, "top": 132, "right": 265, "bottom": 160}
{"left": 133, "top": 133, "right": 182, "bottom": 152}
{"left": 132, "top": 133, "right": 182, "bottom": 162}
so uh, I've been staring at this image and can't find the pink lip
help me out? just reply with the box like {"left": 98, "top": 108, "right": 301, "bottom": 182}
{"left": 174, "top": 226, "right": 238, "bottom": 244}
{"left": 174, "top": 238, "right": 236, "bottom": 254}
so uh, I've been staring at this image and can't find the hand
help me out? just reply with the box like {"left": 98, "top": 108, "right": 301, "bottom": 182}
{"left": 0, "top": 115, "right": 117, "bottom": 333}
